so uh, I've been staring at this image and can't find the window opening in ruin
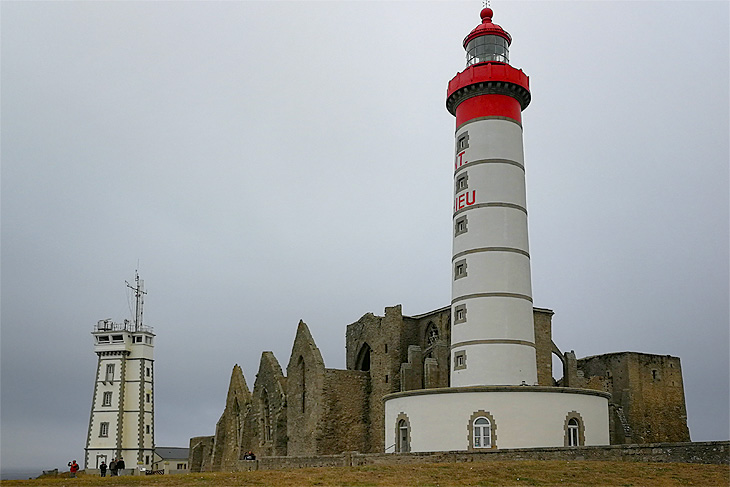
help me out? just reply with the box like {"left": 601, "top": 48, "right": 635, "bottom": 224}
{"left": 384, "top": 343, "right": 388, "bottom": 353}
{"left": 356, "top": 343, "right": 371, "bottom": 372}
{"left": 385, "top": 374, "right": 389, "bottom": 383}
{"left": 298, "top": 356, "right": 306, "bottom": 414}
{"left": 567, "top": 418, "right": 579, "bottom": 446}
{"left": 262, "top": 390, "right": 272, "bottom": 442}
{"left": 426, "top": 323, "right": 439, "bottom": 346}
{"left": 473, "top": 417, "right": 491, "bottom": 448}
{"left": 551, "top": 352, "right": 565, "bottom": 385}
{"left": 652, "top": 369, "right": 658, "bottom": 380}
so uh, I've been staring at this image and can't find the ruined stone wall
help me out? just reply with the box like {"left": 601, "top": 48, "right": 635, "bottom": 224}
{"left": 209, "top": 365, "right": 251, "bottom": 470}
{"left": 533, "top": 308, "right": 555, "bottom": 386}
{"left": 345, "top": 306, "right": 406, "bottom": 452}
{"left": 286, "top": 321, "right": 326, "bottom": 457}
{"left": 577, "top": 353, "right": 690, "bottom": 445}
{"left": 246, "top": 352, "right": 288, "bottom": 457}
{"left": 318, "top": 369, "right": 369, "bottom": 454}
{"left": 189, "top": 436, "right": 214, "bottom": 472}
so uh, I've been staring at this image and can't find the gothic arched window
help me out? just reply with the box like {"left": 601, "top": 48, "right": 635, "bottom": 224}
{"left": 425, "top": 322, "right": 439, "bottom": 347}
{"left": 261, "top": 389, "right": 271, "bottom": 442}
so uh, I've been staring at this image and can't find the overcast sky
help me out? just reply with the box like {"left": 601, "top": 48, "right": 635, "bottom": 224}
{"left": 1, "top": 0, "right": 728, "bottom": 473}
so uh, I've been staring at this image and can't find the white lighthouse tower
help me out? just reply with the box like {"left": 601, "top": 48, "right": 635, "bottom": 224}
{"left": 85, "top": 273, "right": 155, "bottom": 470}
{"left": 383, "top": 7, "right": 610, "bottom": 453}
{"left": 448, "top": 7, "right": 536, "bottom": 388}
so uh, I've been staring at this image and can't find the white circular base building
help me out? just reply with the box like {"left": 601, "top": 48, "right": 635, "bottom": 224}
{"left": 384, "top": 386, "right": 610, "bottom": 453}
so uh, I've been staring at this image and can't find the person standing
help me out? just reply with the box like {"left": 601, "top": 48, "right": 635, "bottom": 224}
{"left": 116, "top": 457, "right": 125, "bottom": 475}
{"left": 109, "top": 458, "right": 117, "bottom": 476}
{"left": 99, "top": 461, "right": 107, "bottom": 477}
{"left": 67, "top": 460, "right": 79, "bottom": 478}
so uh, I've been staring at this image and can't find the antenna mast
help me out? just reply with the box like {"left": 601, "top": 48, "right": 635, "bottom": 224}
{"left": 126, "top": 271, "right": 147, "bottom": 332}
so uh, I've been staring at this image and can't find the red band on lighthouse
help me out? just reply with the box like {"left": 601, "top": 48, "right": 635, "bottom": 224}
{"left": 455, "top": 94, "right": 522, "bottom": 126}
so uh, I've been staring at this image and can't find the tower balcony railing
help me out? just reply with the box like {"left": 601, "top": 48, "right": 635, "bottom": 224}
{"left": 95, "top": 319, "right": 154, "bottom": 334}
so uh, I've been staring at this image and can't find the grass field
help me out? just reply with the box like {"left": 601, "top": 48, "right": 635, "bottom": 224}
{"left": 4, "top": 461, "right": 729, "bottom": 487}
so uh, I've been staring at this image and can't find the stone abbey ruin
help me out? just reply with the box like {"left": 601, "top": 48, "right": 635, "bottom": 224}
{"left": 189, "top": 304, "right": 690, "bottom": 471}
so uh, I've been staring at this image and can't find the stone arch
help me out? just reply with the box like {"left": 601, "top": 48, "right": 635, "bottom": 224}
{"left": 425, "top": 321, "right": 439, "bottom": 347}
{"left": 552, "top": 347, "right": 566, "bottom": 384}
{"left": 355, "top": 342, "right": 372, "bottom": 371}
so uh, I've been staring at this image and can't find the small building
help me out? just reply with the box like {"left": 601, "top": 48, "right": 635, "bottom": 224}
{"left": 152, "top": 447, "right": 190, "bottom": 474}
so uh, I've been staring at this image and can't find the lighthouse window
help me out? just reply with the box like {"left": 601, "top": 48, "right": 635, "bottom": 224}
{"left": 454, "top": 351, "right": 467, "bottom": 370}
{"left": 134, "top": 335, "right": 142, "bottom": 343}
{"left": 102, "top": 391, "right": 112, "bottom": 406}
{"left": 97, "top": 335, "right": 109, "bottom": 343}
{"left": 111, "top": 335, "right": 123, "bottom": 342}
{"left": 454, "top": 259, "right": 468, "bottom": 280}
{"left": 457, "top": 132, "right": 470, "bottom": 152}
{"left": 455, "top": 173, "right": 469, "bottom": 192}
{"left": 455, "top": 216, "right": 468, "bottom": 237}
{"left": 454, "top": 304, "right": 467, "bottom": 324}
{"left": 99, "top": 422, "right": 109, "bottom": 437}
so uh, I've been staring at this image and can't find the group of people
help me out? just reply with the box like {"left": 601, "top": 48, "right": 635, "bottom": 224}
{"left": 96, "top": 457, "right": 125, "bottom": 477}
{"left": 243, "top": 451, "right": 256, "bottom": 460}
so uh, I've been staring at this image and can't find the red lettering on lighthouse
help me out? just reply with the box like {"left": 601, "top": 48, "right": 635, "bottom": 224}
{"left": 455, "top": 151, "right": 467, "bottom": 170}
{"left": 454, "top": 190, "right": 476, "bottom": 212}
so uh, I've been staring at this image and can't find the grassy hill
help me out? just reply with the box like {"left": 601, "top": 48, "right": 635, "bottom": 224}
{"left": 5, "top": 460, "right": 729, "bottom": 486}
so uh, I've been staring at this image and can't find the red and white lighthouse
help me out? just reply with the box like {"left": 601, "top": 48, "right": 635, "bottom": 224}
{"left": 383, "top": 8, "right": 610, "bottom": 453}
{"left": 447, "top": 8, "right": 536, "bottom": 387}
